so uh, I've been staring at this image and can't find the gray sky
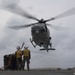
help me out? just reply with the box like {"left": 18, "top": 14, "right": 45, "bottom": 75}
{"left": 0, "top": 0, "right": 75, "bottom": 69}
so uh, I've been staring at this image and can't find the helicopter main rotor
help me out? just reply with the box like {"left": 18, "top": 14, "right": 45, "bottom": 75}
{"left": 1, "top": 4, "right": 75, "bottom": 29}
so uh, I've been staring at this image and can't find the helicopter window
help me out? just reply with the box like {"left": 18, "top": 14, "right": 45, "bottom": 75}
{"left": 32, "top": 30, "right": 35, "bottom": 33}
{"left": 41, "top": 27, "right": 45, "bottom": 32}
{"left": 41, "top": 29, "right": 45, "bottom": 32}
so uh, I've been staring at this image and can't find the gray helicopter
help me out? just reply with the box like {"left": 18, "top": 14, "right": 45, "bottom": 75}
{"left": 2, "top": 4, "right": 75, "bottom": 52}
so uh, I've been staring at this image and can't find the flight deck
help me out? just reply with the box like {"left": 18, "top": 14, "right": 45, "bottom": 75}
{"left": 0, "top": 70, "right": 75, "bottom": 75}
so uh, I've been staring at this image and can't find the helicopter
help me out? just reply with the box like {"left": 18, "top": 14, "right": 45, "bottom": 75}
{"left": 1, "top": 4, "right": 75, "bottom": 52}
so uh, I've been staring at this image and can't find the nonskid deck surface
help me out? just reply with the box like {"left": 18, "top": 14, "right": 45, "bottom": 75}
{"left": 0, "top": 70, "right": 75, "bottom": 75}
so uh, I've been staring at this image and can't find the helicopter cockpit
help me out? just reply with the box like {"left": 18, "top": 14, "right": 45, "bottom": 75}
{"left": 31, "top": 23, "right": 47, "bottom": 34}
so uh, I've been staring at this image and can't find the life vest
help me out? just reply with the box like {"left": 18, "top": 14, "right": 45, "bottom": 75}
{"left": 15, "top": 50, "right": 22, "bottom": 58}
{"left": 23, "top": 49, "right": 30, "bottom": 57}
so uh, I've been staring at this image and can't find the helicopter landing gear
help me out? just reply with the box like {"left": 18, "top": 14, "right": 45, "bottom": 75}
{"left": 30, "top": 38, "right": 36, "bottom": 48}
{"left": 48, "top": 38, "right": 55, "bottom": 50}
{"left": 49, "top": 37, "right": 52, "bottom": 48}
{"left": 49, "top": 42, "right": 52, "bottom": 48}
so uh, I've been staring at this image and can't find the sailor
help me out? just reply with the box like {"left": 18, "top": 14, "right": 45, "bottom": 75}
{"left": 15, "top": 46, "right": 22, "bottom": 70}
{"left": 22, "top": 47, "right": 31, "bottom": 70}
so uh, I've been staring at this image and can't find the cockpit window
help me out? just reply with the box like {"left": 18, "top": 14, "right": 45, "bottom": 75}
{"left": 41, "top": 28, "right": 45, "bottom": 32}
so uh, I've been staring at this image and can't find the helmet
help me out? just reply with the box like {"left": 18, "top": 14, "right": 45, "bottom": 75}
{"left": 24, "top": 47, "right": 28, "bottom": 49}
{"left": 17, "top": 46, "right": 20, "bottom": 50}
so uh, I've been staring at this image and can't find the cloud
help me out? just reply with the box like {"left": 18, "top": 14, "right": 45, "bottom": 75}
{"left": 1, "top": 0, "right": 19, "bottom": 8}
{"left": 0, "top": 0, "right": 75, "bottom": 69}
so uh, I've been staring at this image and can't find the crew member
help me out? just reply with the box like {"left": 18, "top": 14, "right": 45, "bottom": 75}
{"left": 22, "top": 47, "right": 31, "bottom": 70}
{"left": 15, "top": 46, "right": 22, "bottom": 70}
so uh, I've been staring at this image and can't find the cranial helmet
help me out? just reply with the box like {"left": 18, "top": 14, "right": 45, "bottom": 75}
{"left": 17, "top": 46, "right": 20, "bottom": 50}
{"left": 24, "top": 46, "right": 28, "bottom": 49}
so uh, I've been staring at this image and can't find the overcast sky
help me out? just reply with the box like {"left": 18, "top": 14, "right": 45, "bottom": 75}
{"left": 0, "top": 0, "right": 75, "bottom": 69}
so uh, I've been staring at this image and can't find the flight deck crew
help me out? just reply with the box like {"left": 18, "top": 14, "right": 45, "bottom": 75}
{"left": 22, "top": 47, "right": 31, "bottom": 70}
{"left": 15, "top": 46, "right": 22, "bottom": 70}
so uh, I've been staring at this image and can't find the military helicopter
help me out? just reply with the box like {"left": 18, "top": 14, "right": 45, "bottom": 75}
{"left": 2, "top": 4, "right": 75, "bottom": 52}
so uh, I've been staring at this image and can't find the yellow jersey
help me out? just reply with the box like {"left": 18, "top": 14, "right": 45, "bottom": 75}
{"left": 15, "top": 50, "right": 22, "bottom": 58}
{"left": 23, "top": 49, "right": 30, "bottom": 57}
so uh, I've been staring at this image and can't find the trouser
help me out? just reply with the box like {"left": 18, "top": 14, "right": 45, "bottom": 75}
{"left": 16, "top": 57, "right": 22, "bottom": 70}
{"left": 22, "top": 56, "right": 30, "bottom": 70}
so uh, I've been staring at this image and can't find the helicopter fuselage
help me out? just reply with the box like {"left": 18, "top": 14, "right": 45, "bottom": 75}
{"left": 31, "top": 23, "right": 51, "bottom": 49}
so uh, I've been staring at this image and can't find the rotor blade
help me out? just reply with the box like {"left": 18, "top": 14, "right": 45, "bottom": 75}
{"left": 8, "top": 23, "right": 38, "bottom": 30}
{"left": 47, "top": 23, "right": 68, "bottom": 30}
{"left": 1, "top": 4, "right": 39, "bottom": 21}
{"left": 45, "top": 7, "right": 75, "bottom": 22}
